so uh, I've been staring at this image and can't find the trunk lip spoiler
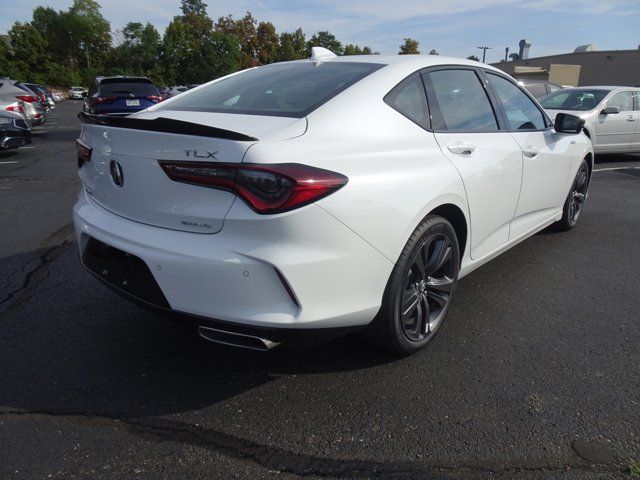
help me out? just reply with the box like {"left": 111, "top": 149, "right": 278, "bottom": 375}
{"left": 77, "top": 111, "right": 259, "bottom": 142}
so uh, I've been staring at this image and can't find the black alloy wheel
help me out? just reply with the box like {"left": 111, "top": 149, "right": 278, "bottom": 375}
{"left": 362, "top": 214, "right": 460, "bottom": 355}
{"left": 400, "top": 233, "right": 455, "bottom": 342}
{"left": 556, "top": 158, "right": 590, "bottom": 231}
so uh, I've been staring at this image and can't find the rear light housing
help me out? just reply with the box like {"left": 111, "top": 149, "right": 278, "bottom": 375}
{"left": 159, "top": 162, "right": 348, "bottom": 214}
{"left": 76, "top": 139, "right": 92, "bottom": 168}
{"left": 16, "top": 95, "right": 38, "bottom": 103}
{"left": 147, "top": 95, "right": 163, "bottom": 103}
{"left": 5, "top": 103, "right": 24, "bottom": 113}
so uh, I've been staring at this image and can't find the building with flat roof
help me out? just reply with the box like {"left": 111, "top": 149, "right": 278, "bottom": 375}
{"left": 493, "top": 47, "right": 639, "bottom": 87}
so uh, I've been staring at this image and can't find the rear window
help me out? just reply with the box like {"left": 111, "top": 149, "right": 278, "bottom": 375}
{"left": 158, "top": 62, "right": 385, "bottom": 117}
{"left": 99, "top": 80, "right": 158, "bottom": 96}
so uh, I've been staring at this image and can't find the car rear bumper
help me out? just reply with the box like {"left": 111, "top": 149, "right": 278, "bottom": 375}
{"left": 73, "top": 190, "right": 392, "bottom": 331}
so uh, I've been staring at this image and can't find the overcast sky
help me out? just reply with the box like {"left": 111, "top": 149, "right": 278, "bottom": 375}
{"left": 2, "top": 0, "right": 639, "bottom": 62}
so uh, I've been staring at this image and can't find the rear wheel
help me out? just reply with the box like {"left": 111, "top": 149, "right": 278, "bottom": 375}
{"left": 362, "top": 215, "right": 460, "bottom": 355}
{"left": 555, "top": 159, "right": 590, "bottom": 231}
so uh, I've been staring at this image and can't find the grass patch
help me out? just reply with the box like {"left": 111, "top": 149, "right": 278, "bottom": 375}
{"left": 630, "top": 463, "right": 640, "bottom": 478}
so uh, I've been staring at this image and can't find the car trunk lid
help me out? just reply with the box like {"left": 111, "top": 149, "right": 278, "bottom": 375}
{"left": 78, "top": 112, "right": 304, "bottom": 233}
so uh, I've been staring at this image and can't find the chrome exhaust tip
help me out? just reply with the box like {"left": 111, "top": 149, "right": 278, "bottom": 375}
{"left": 198, "top": 326, "right": 280, "bottom": 351}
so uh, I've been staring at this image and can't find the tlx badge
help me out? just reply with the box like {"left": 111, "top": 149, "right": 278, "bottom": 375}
{"left": 185, "top": 149, "right": 218, "bottom": 159}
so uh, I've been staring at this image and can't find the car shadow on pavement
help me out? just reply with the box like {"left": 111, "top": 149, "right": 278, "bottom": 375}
{"left": 0, "top": 243, "right": 398, "bottom": 419}
{"left": 593, "top": 152, "right": 639, "bottom": 164}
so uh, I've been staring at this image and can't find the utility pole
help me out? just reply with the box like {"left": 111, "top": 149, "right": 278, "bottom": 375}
{"left": 477, "top": 45, "right": 492, "bottom": 63}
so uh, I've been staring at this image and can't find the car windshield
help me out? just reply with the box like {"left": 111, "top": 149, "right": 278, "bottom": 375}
{"left": 540, "top": 89, "right": 609, "bottom": 111}
{"left": 158, "top": 61, "right": 385, "bottom": 117}
{"left": 99, "top": 80, "right": 157, "bottom": 96}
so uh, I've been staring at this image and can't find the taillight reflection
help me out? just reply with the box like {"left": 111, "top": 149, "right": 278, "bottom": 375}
{"left": 76, "top": 139, "right": 93, "bottom": 168}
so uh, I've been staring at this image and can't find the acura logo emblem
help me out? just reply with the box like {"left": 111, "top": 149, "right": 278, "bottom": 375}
{"left": 110, "top": 160, "right": 124, "bottom": 187}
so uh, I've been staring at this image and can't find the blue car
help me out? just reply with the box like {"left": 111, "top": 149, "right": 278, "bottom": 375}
{"left": 85, "top": 76, "right": 162, "bottom": 116}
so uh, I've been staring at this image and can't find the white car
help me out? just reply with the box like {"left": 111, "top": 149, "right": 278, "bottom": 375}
{"left": 73, "top": 50, "right": 593, "bottom": 354}
{"left": 68, "top": 86, "right": 87, "bottom": 99}
{"left": 541, "top": 86, "right": 640, "bottom": 154}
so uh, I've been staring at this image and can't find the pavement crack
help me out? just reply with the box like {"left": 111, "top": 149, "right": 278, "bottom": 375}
{"left": 0, "top": 224, "right": 74, "bottom": 312}
{"left": 0, "top": 408, "right": 627, "bottom": 479}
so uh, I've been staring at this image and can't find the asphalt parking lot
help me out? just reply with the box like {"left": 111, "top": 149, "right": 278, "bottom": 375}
{"left": 1, "top": 100, "right": 639, "bottom": 479}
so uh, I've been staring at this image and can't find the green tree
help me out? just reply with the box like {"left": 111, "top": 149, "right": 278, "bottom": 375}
{"left": 162, "top": 11, "right": 240, "bottom": 84}
{"left": 113, "top": 22, "right": 161, "bottom": 76}
{"left": 256, "top": 21, "right": 278, "bottom": 65}
{"left": 7, "top": 22, "right": 49, "bottom": 82}
{"left": 399, "top": 38, "right": 420, "bottom": 55}
{"left": 467, "top": 55, "right": 480, "bottom": 61}
{"left": 343, "top": 44, "right": 362, "bottom": 55}
{"left": 343, "top": 44, "right": 373, "bottom": 55}
{"left": 181, "top": 0, "right": 208, "bottom": 16}
{"left": 64, "top": 0, "right": 112, "bottom": 82}
{"left": 307, "top": 31, "right": 343, "bottom": 56}
{"left": 31, "top": 7, "right": 69, "bottom": 65}
{"left": 0, "top": 37, "right": 14, "bottom": 77}
{"left": 215, "top": 12, "right": 258, "bottom": 69}
{"left": 277, "top": 28, "right": 306, "bottom": 61}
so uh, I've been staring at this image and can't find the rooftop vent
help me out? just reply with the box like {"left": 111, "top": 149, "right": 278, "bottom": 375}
{"left": 574, "top": 44, "right": 597, "bottom": 52}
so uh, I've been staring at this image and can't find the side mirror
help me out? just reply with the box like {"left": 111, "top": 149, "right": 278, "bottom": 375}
{"left": 554, "top": 113, "right": 585, "bottom": 134}
{"left": 601, "top": 106, "right": 620, "bottom": 115}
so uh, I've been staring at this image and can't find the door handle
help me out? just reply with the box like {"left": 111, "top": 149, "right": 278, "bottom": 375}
{"left": 523, "top": 146, "right": 539, "bottom": 158}
{"left": 447, "top": 143, "right": 476, "bottom": 155}
{"left": 627, "top": 116, "right": 636, "bottom": 122}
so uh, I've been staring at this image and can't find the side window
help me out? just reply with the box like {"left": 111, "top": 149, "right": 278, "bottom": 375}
{"left": 634, "top": 92, "right": 640, "bottom": 111}
{"left": 548, "top": 83, "right": 562, "bottom": 93}
{"left": 423, "top": 69, "right": 498, "bottom": 132}
{"left": 384, "top": 75, "right": 429, "bottom": 129}
{"left": 607, "top": 91, "right": 634, "bottom": 112}
{"left": 486, "top": 73, "right": 546, "bottom": 130}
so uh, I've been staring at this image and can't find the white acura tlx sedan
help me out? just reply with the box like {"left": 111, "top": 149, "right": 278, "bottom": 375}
{"left": 74, "top": 48, "right": 593, "bottom": 354}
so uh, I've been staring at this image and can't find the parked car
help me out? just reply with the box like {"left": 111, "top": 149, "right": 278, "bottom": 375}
{"left": 21, "top": 83, "right": 54, "bottom": 110}
{"left": 540, "top": 86, "right": 640, "bottom": 153}
{"left": 38, "top": 85, "right": 57, "bottom": 108}
{"left": 0, "top": 99, "right": 31, "bottom": 128}
{"left": 517, "top": 79, "right": 563, "bottom": 99}
{"left": 52, "top": 91, "right": 65, "bottom": 102}
{"left": 84, "top": 76, "right": 162, "bottom": 115}
{"left": 165, "top": 85, "right": 189, "bottom": 98}
{"left": 68, "top": 86, "right": 87, "bottom": 99}
{"left": 0, "top": 109, "right": 31, "bottom": 150}
{"left": 0, "top": 80, "right": 45, "bottom": 126}
{"left": 74, "top": 51, "right": 592, "bottom": 354}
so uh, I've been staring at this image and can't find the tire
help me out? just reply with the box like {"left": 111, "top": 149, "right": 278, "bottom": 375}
{"left": 362, "top": 215, "right": 460, "bottom": 355}
{"left": 555, "top": 159, "right": 590, "bottom": 231}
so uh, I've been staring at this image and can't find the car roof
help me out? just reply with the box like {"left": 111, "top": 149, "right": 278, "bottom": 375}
{"left": 96, "top": 76, "right": 151, "bottom": 83}
{"left": 563, "top": 86, "right": 638, "bottom": 91}
{"left": 280, "top": 54, "right": 507, "bottom": 80}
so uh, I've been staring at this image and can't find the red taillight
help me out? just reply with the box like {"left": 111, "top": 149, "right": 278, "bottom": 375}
{"left": 39, "top": 93, "right": 46, "bottom": 103}
{"left": 16, "top": 95, "right": 38, "bottom": 103}
{"left": 159, "top": 162, "right": 348, "bottom": 214}
{"left": 95, "top": 96, "right": 116, "bottom": 104}
{"left": 76, "top": 139, "right": 92, "bottom": 168}
{"left": 147, "top": 95, "right": 162, "bottom": 103}
{"left": 5, "top": 104, "right": 24, "bottom": 113}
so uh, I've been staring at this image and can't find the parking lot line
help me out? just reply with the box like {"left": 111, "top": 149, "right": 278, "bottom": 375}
{"left": 0, "top": 161, "right": 18, "bottom": 165}
{"left": 594, "top": 166, "right": 640, "bottom": 172}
